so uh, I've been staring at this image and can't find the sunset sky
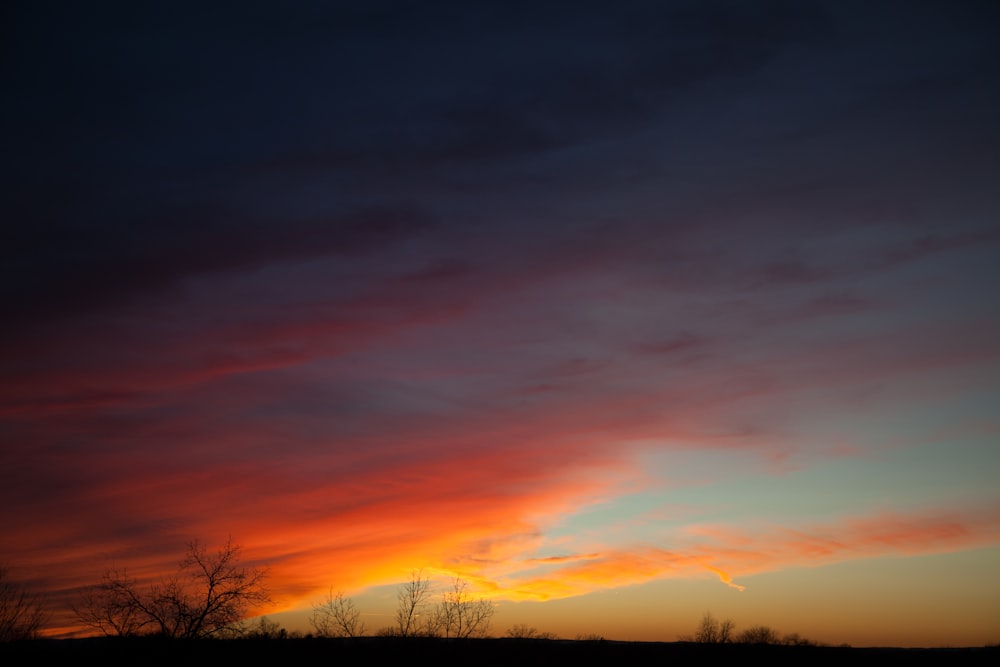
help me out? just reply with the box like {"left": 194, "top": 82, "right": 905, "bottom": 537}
{"left": 2, "top": 0, "right": 999, "bottom": 648}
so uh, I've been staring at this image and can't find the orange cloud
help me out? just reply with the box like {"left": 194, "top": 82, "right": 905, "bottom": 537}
{"left": 23, "top": 412, "right": 1000, "bottom": 639}
{"left": 672, "top": 509, "right": 1000, "bottom": 582}
{"left": 284, "top": 507, "right": 999, "bottom": 609}
{"left": 7, "top": 291, "right": 999, "bottom": 640}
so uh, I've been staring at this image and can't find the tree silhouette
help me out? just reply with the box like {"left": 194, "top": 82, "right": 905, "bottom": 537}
{"left": 692, "top": 611, "right": 734, "bottom": 643}
{"left": 310, "top": 590, "right": 366, "bottom": 638}
{"left": 394, "top": 570, "right": 433, "bottom": 637}
{"left": 73, "top": 566, "right": 150, "bottom": 636}
{"left": 0, "top": 567, "right": 47, "bottom": 641}
{"left": 75, "top": 537, "right": 269, "bottom": 638}
{"left": 434, "top": 577, "right": 494, "bottom": 639}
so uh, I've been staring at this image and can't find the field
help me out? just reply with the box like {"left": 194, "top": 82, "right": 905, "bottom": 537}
{"left": 3, "top": 637, "right": 997, "bottom": 666}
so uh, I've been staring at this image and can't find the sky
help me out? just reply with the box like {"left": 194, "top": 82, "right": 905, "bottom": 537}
{"left": 2, "top": 0, "right": 999, "bottom": 648}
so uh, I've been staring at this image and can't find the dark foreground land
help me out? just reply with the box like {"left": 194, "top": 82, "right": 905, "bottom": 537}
{"left": 3, "top": 637, "right": 998, "bottom": 666}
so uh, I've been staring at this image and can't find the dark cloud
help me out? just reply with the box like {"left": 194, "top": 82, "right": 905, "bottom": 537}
{"left": 0, "top": 205, "right": 434, "bottom": 327}
{"left": 5, "top": 0, "right": 996, "bottom": 328}
{"left": 634, "top": 333, "right": 708, "bottom": 357}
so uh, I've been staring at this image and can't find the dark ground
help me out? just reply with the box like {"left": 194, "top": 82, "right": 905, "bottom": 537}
{"left": 3, "top": 637, "right": 998, "bottom": 666}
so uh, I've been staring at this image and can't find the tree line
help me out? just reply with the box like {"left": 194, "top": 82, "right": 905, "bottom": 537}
{"left": 681, "top": 611, "right": 824, "bottom": 647}
{"left": 311, "top": 570, "right": 495, "bottom": 639}
{"left": 1, "top": 538, "right": 498, "bottom": 641}
{"left": 2, "top": 538, "right": 842, "bottom": 645}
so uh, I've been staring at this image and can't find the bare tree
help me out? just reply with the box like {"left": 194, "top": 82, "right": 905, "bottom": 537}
{"left": 152, "top": 537, "right": 270, "bottom": 638}
{"left": 310, "top": 590, "right": 366, "bottom": 638}
{"left": 73, "top": 566, "right": 151, "bottom": 636}
{"left": 0, "top": 567, "right": 47, "bottom": 641}
{"left": 435, "top": 577, "right": 495, "bottom": 639}
{"left": 74, "top": 537, "right": 269, "bottom": 638}
{"left": 394, "top": 570, "right": 433, "bottom": 637}
{"left": 718, "top": 617, "right": 735, "bottom": 643}
{"left": 691, "top": 611, "right": 735, "bottom": 643}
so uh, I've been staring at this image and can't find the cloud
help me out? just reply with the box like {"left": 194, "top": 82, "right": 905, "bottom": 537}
{"left": 414, "top": 506, "right": 1000, "bottom": 604}
{"left": 0, "top": 206, "right": 436, "bottom": 328}
{"left": 3, "top": 0, "right": 999, "bottom": 644}
{"left": 682, "top": 509, "right": 1000, "bottom": 577}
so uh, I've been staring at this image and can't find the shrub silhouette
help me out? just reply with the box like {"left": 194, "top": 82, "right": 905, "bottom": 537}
{"left": 736, "top": 624, "right": 782, "bottom": 645}
{"left": 245, "top": 615, "right": 287, "bottom": 639}
{"left": 506, "top": 624, "right": 558, "bottom": 640}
